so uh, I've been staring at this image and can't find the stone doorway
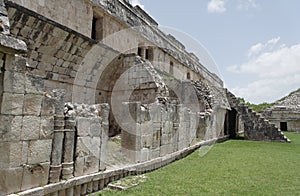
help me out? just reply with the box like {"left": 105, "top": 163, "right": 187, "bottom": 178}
{"left": 280, "top": 122, "right": 288, "bottom": 131}
{"left": 224, "top": 108, "right": 239, "bottom": 139}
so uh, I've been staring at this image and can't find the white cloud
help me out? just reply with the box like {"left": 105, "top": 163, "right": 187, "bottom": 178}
{"left": 228, "top": 40, "right": 300, "bottom": 103}
{"left": 231, "top": 74, "right": 300, "bottom": 104}
{"left": 207, "top": 0, "right": 226, "bottom": 14}
{"left": 237, "top": 0, "right": 258, "bottom": 10}
{"left": 267, "top": 37, "right": 280, "bottom": 45}
{"left": 129, "top": 0, "right": 145, "bottom": 9}
{"left": 247, "top": 43, "right": 264, "bottom": 58}
{"left": 247, "top": 37, "right": 280, "bottom": 58}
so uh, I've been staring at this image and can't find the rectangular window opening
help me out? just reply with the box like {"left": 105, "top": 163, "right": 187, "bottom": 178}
{"left": 145, "top": 49, "right": 149, "bottom": 60}
{"left": 187, "top": 72, "right": 191, "bottom": 80}
{"left": 170, "top": 61, "right": 174, "bottom": 74}
{"left": 91, "top": 15, "right": 104, "bottom": 40}
{"left": 138, "top": 47, "right": 142, "bottom": 57}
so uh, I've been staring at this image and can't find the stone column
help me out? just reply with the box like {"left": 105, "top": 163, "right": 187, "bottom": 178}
{"left": 62, "top": 116, "right": 75, "bottom": 180}
{"left": 49, "top": 90, "right": 65, "bottom": 183}
{"left": 140, "top": 48, "right": 146, "bottom": 59}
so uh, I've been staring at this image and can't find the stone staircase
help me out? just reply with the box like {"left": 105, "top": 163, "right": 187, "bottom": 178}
{"left": 226, "top": 90, "right": 290, "bottom": 143}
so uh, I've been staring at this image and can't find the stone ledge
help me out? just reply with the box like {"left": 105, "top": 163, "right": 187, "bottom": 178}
{"left": 0, "top": 33, "right": 27, "bottom": 53}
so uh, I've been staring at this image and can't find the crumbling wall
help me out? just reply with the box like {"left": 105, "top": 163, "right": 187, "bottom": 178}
{"left": 64, "top": 103, "right": 109, "bottom": 177}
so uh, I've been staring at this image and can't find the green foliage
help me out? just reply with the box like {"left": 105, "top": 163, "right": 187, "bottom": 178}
{"left": 237, "top": 97, "right": 274, "bottom": 112}
{"left": 98, "top": 132, "right": 300, "bottom": 196}
{"left": 246, "top": 102, "right": 274, "bottom": 112}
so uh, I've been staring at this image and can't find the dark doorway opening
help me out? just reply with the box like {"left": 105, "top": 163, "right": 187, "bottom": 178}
{"left": 224, "top": 108, "right": 238, "bottom": 139}
{"left": 280, "top": 122, "right": 288, "bottom": 131}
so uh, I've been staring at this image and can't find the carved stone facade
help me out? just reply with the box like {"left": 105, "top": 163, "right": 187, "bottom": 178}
{"left": 0, "top": 0, "right": 290, "bottom": 195}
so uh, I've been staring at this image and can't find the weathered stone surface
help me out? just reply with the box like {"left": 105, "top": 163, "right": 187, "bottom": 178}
{"left": 0, "top": 141, "right": 27, "bottom": 169}
{"left": 23, "top": 94, "right": 42, "bottom": 115}
{"left": 1, "top": 92, "right": 24, "bottom": 115}
{"left": 0, "top": 115, "right": 22, "bottom": 141}
{"left": 63, "top": 131, "right": 75, "bottom": 162}
{"left": 50, "top": 132, "right": 64, "bottom": 165}
{"left": 76, "top": 117, "right": 90, "bottom": 137}
{"left": 21, "top": 116, "right": 40, "bottom": 140}
{"left": 5, "top": 54, "right": 27, "bottom": 72}
{"left": 3, "top": 70, "right": 25, "bottom": 93}
{"left": 27, "top": 140, "right": 52, "bottom": 164}
{"left": 25, "top": 74, "right": 44, "bottom": 94}
{"left": 40, "top": 116, "right": 54, "bottom": 139}
{"left": 0, "top": 167, "right": 23, "bottom": 194}
{"left": 41, "top": 94, "right": 55, "bottom": 116}
{"left": 0, "top": 34, "right": 27, "bottom": 53}
{"left": 0, "top": 0, "right": 7, "bottom": 15}
{"left": 21, "top": 162, "right": 50, "bottom": 191}
{"left": 0, "top": 142, "right": 9, "bottom": 169}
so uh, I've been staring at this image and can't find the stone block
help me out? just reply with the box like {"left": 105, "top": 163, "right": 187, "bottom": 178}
{"left": 75, "top": 137, "right": 90, "bottom": 156}
{"left": 83, "top": 155, "right": 99, "bottom": 175}
{"left": 21, "top": 116, "right": 40, "bottom": 141}
{"left": 40, "top": 116, "right": 54, "bottom": 139}
{"left": 3, "top": 71, "right": 25, "bottom": 93}
{"left": 90, "top": 118, "right": 102, "bottom": 137}
{"left": 74, "top": 157, "right": 84, "bottom": 177}
{"left": 23, "top": 94, "right": 43, "bottom": 115}
{"left": 77, "top": 117, "right": 90, "bottom": 137}
{"left": 159, "top": 145, "right": 168, "bottom": 157}
{"left": 0, "top": 115, "right": 22, "bottom": 142}
{"left": 27, "top": 140, "right": 52, "bottom": 164}
{"left": 41, "top": 94, "right": 55, "bottom": 116}
{"left": 0, "top": 142, "right": 9, "bottom": 169}
{"left": 0, "top": 167, "right": 23, "bottom": 194}
{"left": 150, "top": 149, "right": 160, "bottom": 160}
{"left": 0, "top": 141, "right": 26, "bottom": 169}
{"left": 25, "top": 74, "right": 44, "bottom": 94}
{"left": 8, "top": 142, "right": 24, "bottom": 168}
{"left": 141, "top": 148, "right": 150, "bottom": 162}
{"left": 21, "top": 162, "right": 50, "bottom": 191}
{"left": 1, "top": 93, "right": 24, "bottom": 115}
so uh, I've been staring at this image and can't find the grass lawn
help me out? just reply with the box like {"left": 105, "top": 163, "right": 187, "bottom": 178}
{"left": 98, "top": 132, "right": 300, "bottom": 195}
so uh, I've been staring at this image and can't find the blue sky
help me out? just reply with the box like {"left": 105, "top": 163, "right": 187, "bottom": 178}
{"left": 129, "top": 0, "right": 300, "bottom": 104}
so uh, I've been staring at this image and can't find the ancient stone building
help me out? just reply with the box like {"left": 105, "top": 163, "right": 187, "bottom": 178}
{"left": 263, "top": 90, "right": 300, "bottom": 133}
{"left": 0, "top": 0, "right": 290, "bottom": 195}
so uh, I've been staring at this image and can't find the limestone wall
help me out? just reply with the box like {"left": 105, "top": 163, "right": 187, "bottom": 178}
{"left": 120, "top": 101, "right": 227, "bottom": 163}
{"left": 8, "top": 0, "right": 93, "bottom": 37}
{"left": 0, "top": 51, "right": 110, "bottom": 194}
{"left": 7, "top": 0, "right": 223, "bottom": 87}
{"left": 120, "top": 102, "right": 196, "bottom": 163}
{"left": 0, "top": 1, "right": 230, "bottom": 195}
{"left": 263, "top": 110, "right": 300, "bottom": 132}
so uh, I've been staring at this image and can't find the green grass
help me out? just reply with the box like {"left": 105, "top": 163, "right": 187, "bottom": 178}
{"left": 98, "top": 132, "right": 300, "bottom": 195}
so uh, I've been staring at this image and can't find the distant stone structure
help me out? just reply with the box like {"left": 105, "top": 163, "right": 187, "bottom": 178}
{"left": 263, "top": 90, "right": 300, "bottom": 133}
{"left": 0, "top": 0, "right": 290, "bottom": 195}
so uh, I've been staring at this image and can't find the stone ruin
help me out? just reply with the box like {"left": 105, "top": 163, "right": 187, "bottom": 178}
{"left": 0, "top": 0, "right": 290, "bottom": 195}
{"left": 262, "top": 90, "right": 300, "bottom": 133}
